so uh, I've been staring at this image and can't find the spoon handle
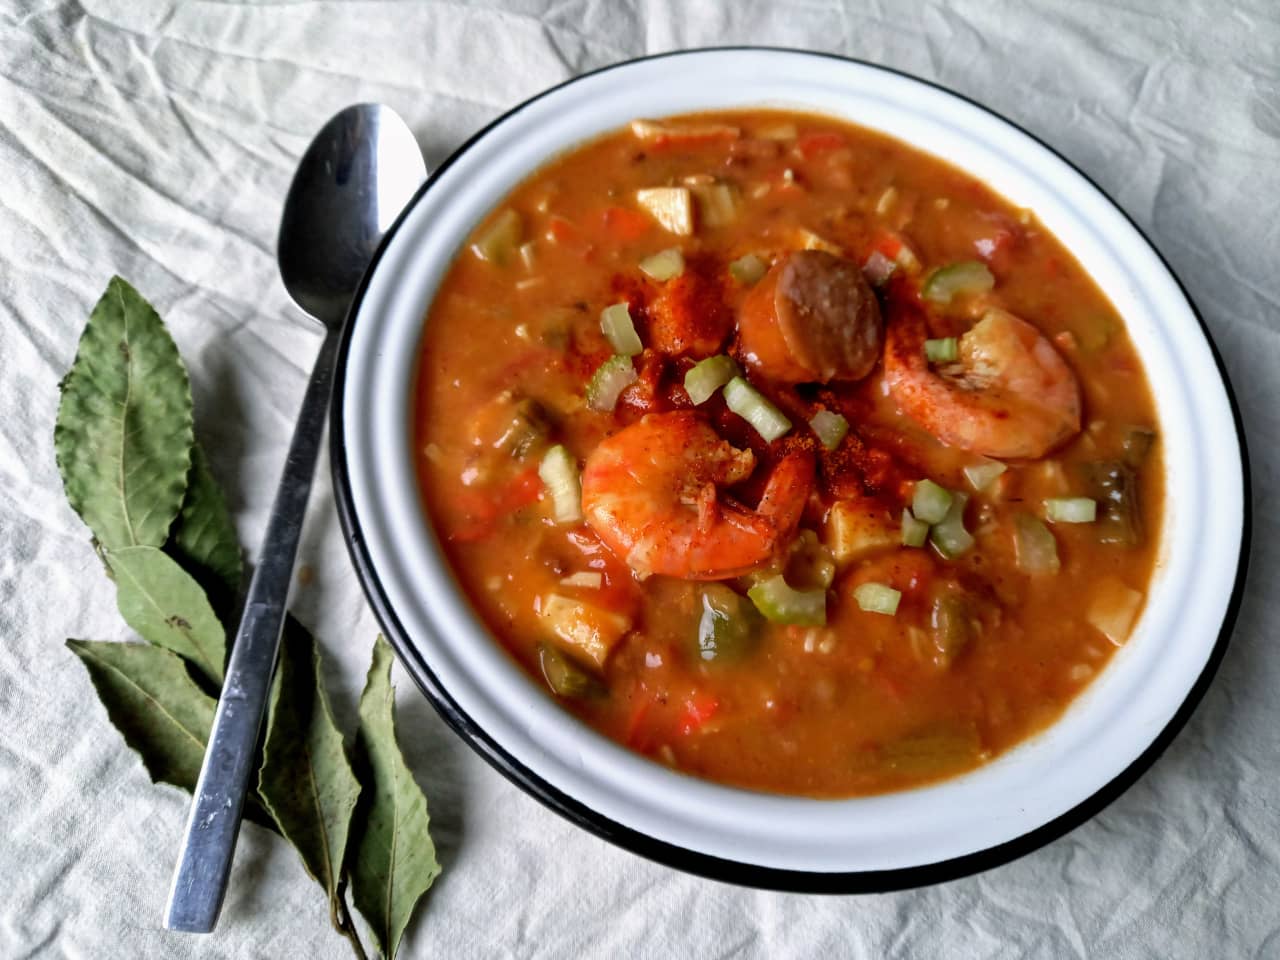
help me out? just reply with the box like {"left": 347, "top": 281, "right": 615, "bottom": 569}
{"left": 164, "top": 325, "right": 340, "bottom": 933}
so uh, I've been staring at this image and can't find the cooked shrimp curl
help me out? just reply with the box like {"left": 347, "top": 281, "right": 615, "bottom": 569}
{"left": 884, "top": 298, "right": 1082, "bottom": 460}
{"left": 581, "top": 411, "right": 813, "bottom": 580}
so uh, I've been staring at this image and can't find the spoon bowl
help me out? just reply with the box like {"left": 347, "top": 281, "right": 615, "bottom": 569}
{"left": 279, "top": 105, "right": 425, "bottom": 326}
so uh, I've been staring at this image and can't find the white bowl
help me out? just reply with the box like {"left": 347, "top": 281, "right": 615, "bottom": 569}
{"left": 331, "top": 48, "right": 1249, "bottom": 890}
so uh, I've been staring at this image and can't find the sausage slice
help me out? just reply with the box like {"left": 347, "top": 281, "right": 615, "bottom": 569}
{"left": 738, "top": 250, "right": 883, "bottom": 383}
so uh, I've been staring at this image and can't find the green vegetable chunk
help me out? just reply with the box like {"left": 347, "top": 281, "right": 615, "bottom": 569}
{"left": 599, "top": 302, "right": 643, "bottom": 356}
{"left": 809, "top": 409, "right": 849, "bottom": 450}
{"left": 854, "top": 582, "right": 901, "bottom": 616}
{"left": 962, "top": 459, "right": 1007, "bottom": 492}
{"left": 912, "top": 479, "right": 953, "bottom": 525}
{"left": 921, "top": 261, "right": 995, "bottom": 304}
{"left": 639, "top": 247, "right": 685, "bottom": 281}
{"left": 901, "top": 509, "right": 929, "bottom": 548}
{"left": 696, "top": 584, "right": 764, "bottom": 662}
{"left": 586, "top": 355, "right": 637, "bottom": 412}
{"left": 683, "top": 354, "right": 739, "bottom": 405}
{"left": 924, "top": 337, "right": 958, "bottom": 363}
{"left": 748, "top": 574, "right": 826, "bottom": 626}
{"left": 538, "top": 445, "right": 582, "bottom": 524}
{"left": 724, "top": 376, "right": 792, "bottom": 442}
{"left": 930, "top": 492, "right": 974, "bottom": 558}
{"left": 538, "top": 643, "right": 605, "bottom": 698}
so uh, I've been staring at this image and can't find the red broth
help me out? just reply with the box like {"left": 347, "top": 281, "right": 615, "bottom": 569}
{"left": 413, "top": 111, "right": 1162, "bottom": 797}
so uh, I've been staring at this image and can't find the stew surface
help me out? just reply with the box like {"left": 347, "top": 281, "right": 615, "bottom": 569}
{"left": 414, "top": 110, "right": 1163, "bottom": 797}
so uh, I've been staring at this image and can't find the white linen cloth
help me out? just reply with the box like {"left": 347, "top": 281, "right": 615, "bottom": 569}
{"left": 2, "top": 1, "right": 1276, "bottom": 956}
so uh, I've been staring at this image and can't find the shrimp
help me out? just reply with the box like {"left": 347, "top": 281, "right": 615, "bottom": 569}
{"left": 883, "top": 296, "right": 1081, "bottom": 459}
{"left": 580, "top": 411, "right": 813, "bottom": 580}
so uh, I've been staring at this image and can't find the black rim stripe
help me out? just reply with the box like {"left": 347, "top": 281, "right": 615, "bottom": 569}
{"left": 328, "top": 47, "right": 1253, "bottom": 894}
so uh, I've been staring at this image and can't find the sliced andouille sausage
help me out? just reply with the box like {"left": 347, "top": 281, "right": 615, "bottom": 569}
{"left": 738, "top": 250, "right": 883, "bottom": 383}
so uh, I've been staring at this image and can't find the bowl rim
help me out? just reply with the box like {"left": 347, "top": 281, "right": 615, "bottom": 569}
{"left": 328, "top": 46, "right": 1252, "bottom": 893}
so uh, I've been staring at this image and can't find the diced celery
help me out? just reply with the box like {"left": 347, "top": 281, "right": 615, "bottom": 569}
{"left": 683, "top": 355, "right": 739, "bottom": 405}
{"left": 854, "top": 582, "right": 901, "bottom": 616}
{"left": 1013, "top": 512, "right": 1060, "bottom": 574}
{"left": 924, "top": 337, "right": 958, "bottom": 363}
{"left": 599, "top": 302, "right": 643, "bottom": 356}
{"left": 809, "top": 410, "right": 849, "bottom": 450}
{"left": 586, "top": 355, "right": 637, "bottom": 412}
{"left": 912, "top": 479, "right": 953, "bottom": 525}
{"left": 728, "top": 253, "right": 767, "bottom": 285}
{"left": 963, "top": 460, "right": 1008, "bottom": 492}
{"left": 538, "top": 445, "right": 582, "bottom": 524}
{"left": 747, "top": 575, "right": 827, "bottom": 626}
{"left": 901, "top": 508, "right": 929, "bottom": 548}
{"left": 1044, "top": 497, "right": 1097, "bottom": 523}
{"left": 470, "top": 208, "right": 522, "bottom": 265}
{"left": 922, "top": 261, "right": 995, "bottom": 303}
{"left": 930, "top": 492, "right": 974, "bottom": 558}
{"left": 639, "top": 247, "right": 685, "bottom": 281}
{"left": 724, "top": 376, "right": 792, "bottom": 442}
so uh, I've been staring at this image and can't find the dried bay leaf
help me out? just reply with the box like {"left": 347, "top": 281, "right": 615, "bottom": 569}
{"left": 168, "top": 441, "right": 242, "bottom": 611}
{"left": 66, "top": 639, "right": 277, "bottom": 831}
{"left": 55, "top": 277, "right": 193, "bottom": 551}
{"left": 108, "top": 545, "right": 227, "bottom": 685}
{"left": 351, "top": 637, "right": 440, "bottom": 958}
{"left": 67, "top": 640, "right": 215, "bottom": 789}
{"left": 259, "top": 617, "right": 362, "bottom": 909}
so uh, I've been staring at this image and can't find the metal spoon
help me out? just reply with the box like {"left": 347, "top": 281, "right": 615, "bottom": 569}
{"left": 164, "top": 103, "right": 426, "bottom": 934}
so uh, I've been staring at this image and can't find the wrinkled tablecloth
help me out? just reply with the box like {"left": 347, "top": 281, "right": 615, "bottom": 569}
{"left": 2, "top": 1, "right": 1276, "bottom": 957}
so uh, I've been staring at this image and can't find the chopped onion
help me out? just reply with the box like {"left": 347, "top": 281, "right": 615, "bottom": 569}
{"left": 636, "top": 187, "right": 694, "bottom": 235}
{"left": 912, "top": 479, "right": 953, "bottom": 525}
{"left": 901, "top": 509, "right": 929, "bottom": 548}
{"left": 925, "top": 337, "right": 958, "bottom": 363}
{"left": 599, "top": 302, "right": 642, "bottom": 356}
{"left": 1087, "top": 578, "right": 1144, "bottom": 645}
{"left": 1045, "top": 497, "right": 1097, "bottom": 523}
{"left": 854, "top": 582, "right": 901, "bottom": 616}
{"left": 724, "top": 376, "right": 792, "bottom": 442}
{"left": 683, "top": 355, "right": 739, "bottom": 405}
{"left": 1013, "top": 512, "right": 1059, "bottom": 574}
{"left": 728, "top": 252, "right": 767, "bottom": 285}
{"left": 963, "top": 460, "right": 1008, "bottom": 492}
{"left": 538, "top": 445, "right": 582, "bottom": 524}
{"left": 809, "top": 410, "right": 849, "bottom": 450}
{"left": 585, "top": 355, "right": 637, "bottom": 412}
{"left": 470, "top": 208, "right": 522, "bottom": 264}
{"left": 639, "top": 247, "right": 685, "bottom": 281}
{"left": 862, "top": 250, "right": 897, "bottom": 286}
{"left": 559, "top": 571, "right": 603, "bottom": 589}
